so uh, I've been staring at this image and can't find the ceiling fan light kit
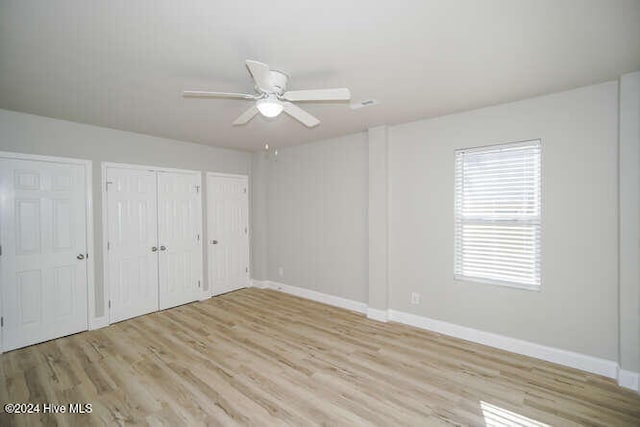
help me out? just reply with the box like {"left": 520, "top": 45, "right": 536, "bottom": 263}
{"left": 183, "top": 60, "right": 351, "bottom": 128}
{"left": 256, "top": 96, "right": 284, "bottom": 118}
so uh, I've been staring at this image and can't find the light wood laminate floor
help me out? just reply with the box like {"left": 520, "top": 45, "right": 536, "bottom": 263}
{"left": 1, "top": 288, "right": 639, "bottom": 426}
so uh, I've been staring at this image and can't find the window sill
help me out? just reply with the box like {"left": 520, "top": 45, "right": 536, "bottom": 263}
{"left": 454, "top": 275, "right": 541, "bottom": 292}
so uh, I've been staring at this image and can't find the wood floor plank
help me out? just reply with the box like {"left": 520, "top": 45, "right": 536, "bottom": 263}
{"left": 1, "top": 288, "right": 639, "bottom": 426}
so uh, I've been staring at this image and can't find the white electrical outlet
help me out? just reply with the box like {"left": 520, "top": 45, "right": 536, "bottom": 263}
{"left": 411, "top": 292, "right": 420, "bottom": 305}
{"left": 278, "top": 266, "right": 284, "bottom": 277}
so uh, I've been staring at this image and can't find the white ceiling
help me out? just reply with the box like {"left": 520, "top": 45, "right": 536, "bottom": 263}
{"left": 1, "top": 0, "right": 639, "bottom": 151}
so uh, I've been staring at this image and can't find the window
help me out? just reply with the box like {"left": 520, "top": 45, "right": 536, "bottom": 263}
{"left": 454, "top": 140, "right": 541, "bottom": 290}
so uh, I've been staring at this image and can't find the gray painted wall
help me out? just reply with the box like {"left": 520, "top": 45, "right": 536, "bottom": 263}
{"left": 0, "top": 109, "right": 252, "bottom": 318}
{"left": 388, "top": 81, "right": 619, "bottom": 360}
{"left": 619, "top": 71, "right": 640, "bottom": 372}
{"left": 250, "top": 151, "right": 269, "bottom": 281}
{"left": 260, "top": 133, "right": 369, "bottom": 303}
{"left": 253, "top": 81, "right": 621, "bottom": 362}
{"left": 367, "top": 126, "right": 389, "bottom": 311}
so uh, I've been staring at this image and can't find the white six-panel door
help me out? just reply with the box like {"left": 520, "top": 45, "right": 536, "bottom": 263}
{"left": 157, "top": 171, "right": 203, "bottom": 310}
{"left": 207, "top": 174, "right": 250, "bottom": 296}
{"left": 0, "top": 158, "right": 88, "bottom": 351}
{"left": 105, "top": 167, "right": 159, "bottom": 323}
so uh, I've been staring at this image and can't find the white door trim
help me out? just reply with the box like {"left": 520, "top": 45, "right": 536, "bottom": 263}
{"left": 206, "top": 172, "right": 251, "bottom": 298}
{"left": 0, "top": 151, "right": 95, "bottom": 351}
{"left": 195, "top": 172, "right": 205, "bottom": 299}
{"left": 100, "top": 164, "right": 111, "bottom": 326}
{"left": 101, "top": 162, "right": 204, "bottom": 325}
{"left": 207, "top": 172, "right": 249, "bottom": 180}
{"left": 102, "top": 161, "right": 200, "bottom": 175}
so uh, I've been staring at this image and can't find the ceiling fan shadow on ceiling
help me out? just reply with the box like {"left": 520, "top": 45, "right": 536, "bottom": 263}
{"left": 182, "top": 60, "right": 351, "bottom": 128}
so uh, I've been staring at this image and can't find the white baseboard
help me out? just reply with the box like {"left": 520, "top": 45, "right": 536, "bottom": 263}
{"left": 248, "top": 278, "right": 636, "bottom": 392}
{"left": 366, "top": 307, "right": 389, "bottom": 322}
{"left": 89, "top": 316, "right": 110, "bottom": 330}
{"left": 388, "top": 309, "right": 619, "bottom": 380}
{"left": 618, "top": 369, "right": 640, "bottom": 392}
{"left": 253, "top": 280, "right": 367, "bottom": 314}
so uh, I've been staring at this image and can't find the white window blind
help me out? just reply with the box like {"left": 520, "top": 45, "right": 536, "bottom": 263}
{"left": 455, "top": 140, "right": 541, "bottom": 289}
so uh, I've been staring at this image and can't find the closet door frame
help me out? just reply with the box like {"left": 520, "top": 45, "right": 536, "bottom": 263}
{"left": 0, "top": 151, "right": 95, "bottom": 353}
{"left": 101, "top": 162, "right": 204, "bottom": 325}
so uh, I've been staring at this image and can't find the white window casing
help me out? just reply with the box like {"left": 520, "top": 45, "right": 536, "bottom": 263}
{"left": 454, "top": 140, "right": 542, "bottom": 290}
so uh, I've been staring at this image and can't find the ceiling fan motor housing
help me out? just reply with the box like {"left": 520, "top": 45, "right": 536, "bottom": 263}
{"left": 266, "top": 70, "right": 289, "bottom": 95}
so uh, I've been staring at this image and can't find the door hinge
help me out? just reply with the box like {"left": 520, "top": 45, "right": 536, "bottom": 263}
{"left": 195, "top": 185, "right": 200, "bottom": 193}
{"left": 243, "top": 187, "right": 247, "bottom": 194}
{"left": 105, "top": 181, "right": 113, "bottom": 191}
{"left": 246, "top": 267, "right": 249, "bottom": 273}
{"left": 108, "top": 300, "right": 111, "bottom": 309}
{"left": 196, "top": 234, "right": 200, "bottom": 242}
{"left": 0, "top": 244, "right": 2, "bottom": 256}
{"left": 107, "top": 241, "right": 111, "bottom": 250}
{"left": 244, "top": 227, "right": 248, "bottom": 234}
{"left": 86, "top": 253, "right": 89, "bottom": 259}
{"left": 1, "top": 317, "right": 3, "bottom": 327}
{"left": 198, "top": 280, "right": 201, "bottom": 288}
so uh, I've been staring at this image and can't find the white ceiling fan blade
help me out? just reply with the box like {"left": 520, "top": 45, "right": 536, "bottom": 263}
{"left": 282, "top": 102, "right": 320, "bottom": 127}
{"left": 245, "top": 60, "right": 272, "bottom": 92}
{"left": 282, "top": 88, "right": 351, "bottom": 102}
{"left": 232, "top": 105, "right": 259, "bottom": 125}
{"left": 182, "top": 90, "right": 256, "bottom": 99}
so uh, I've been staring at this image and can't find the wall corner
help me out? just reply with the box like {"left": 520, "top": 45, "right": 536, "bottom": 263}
{"left": 367, "top": 125, "right": 389, "bottom": 321}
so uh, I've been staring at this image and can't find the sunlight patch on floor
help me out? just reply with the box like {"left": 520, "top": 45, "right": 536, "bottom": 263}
{"left": 480, "top": 401, "right": 549, "bottom": 427}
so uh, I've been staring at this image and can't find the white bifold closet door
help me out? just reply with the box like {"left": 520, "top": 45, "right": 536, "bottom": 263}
{"left": 0, "top": 158, "right": 88, "bottom": 351}
{"left": 105, "top": 165, "right": 203, "bottom": 323}
{"left": 106, "top": 167, "right": 159, "bottom": 323}
{"left": 157, "top": 171, "right": 202, "bottom": 310}
{"left": 207, "top": 174, "right": 250, "bottom": 296}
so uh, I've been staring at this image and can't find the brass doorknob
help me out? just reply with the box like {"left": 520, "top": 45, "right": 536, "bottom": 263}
{"left": 76, "top": 254, "right": 85, "bottom": 260}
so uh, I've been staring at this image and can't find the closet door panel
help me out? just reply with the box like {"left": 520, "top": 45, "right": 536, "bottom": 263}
{"left": 106, "top": 167, "right": 159, "bottom": 323}
{"left": 157, "top": 171, "right": 202, "bottom": 310}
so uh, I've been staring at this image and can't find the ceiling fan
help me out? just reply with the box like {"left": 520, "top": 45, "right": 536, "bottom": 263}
{"left": 182, "top": 60, "right": 351, "bottom": 128}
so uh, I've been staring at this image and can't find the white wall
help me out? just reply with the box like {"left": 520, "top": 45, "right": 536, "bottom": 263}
{"left": 0, "top": 109, "right": 252, "bottom": 319}
{"left": 388, "top": 82, "right": 619, "bottom": 360}
{"left": 261, "top": 133, "right": 369, "bottom": 303}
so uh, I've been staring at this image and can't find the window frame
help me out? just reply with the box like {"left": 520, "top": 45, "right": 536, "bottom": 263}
{"left": 454, "top": 139, "right": 542, "bottom": 291}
